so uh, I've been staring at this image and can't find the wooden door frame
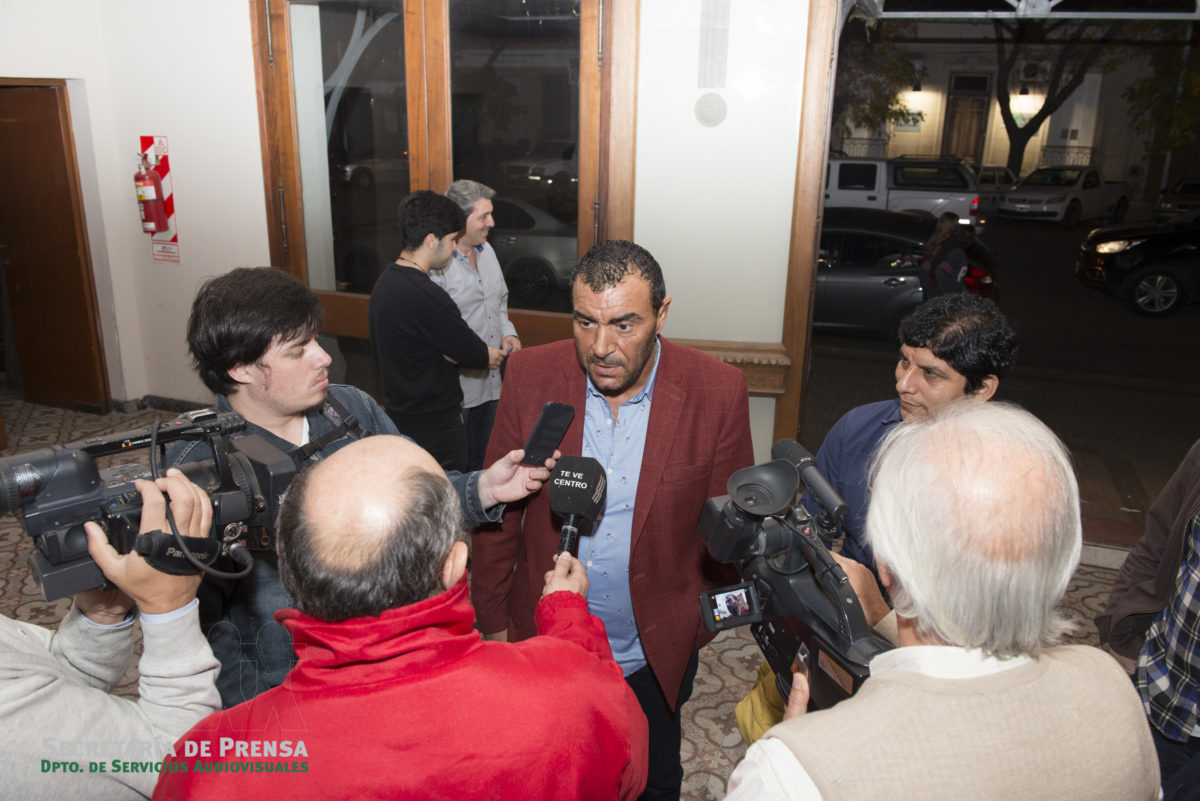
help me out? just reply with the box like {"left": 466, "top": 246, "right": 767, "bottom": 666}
{"left": 0, "top": 78, "right": 110, "bottom": 412}
{"left": 248, "top": 0, "right": 601, "bottom": 338}
{"left": 498, "top": 1, "right": 842, "bottom": 444}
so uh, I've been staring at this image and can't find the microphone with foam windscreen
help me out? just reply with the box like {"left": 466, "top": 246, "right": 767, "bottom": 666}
{"left": 548, "top": 455, "right": 607, "bottom": 556}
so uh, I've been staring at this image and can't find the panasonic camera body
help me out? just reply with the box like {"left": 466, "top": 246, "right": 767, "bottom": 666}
{"left": 0, "top": 409, "right": 295, "bottom": 601}
{"left": 698, "top": 440, "right": 893, "bottom": 710}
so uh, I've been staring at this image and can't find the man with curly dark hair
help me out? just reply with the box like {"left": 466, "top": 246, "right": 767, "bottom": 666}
{"left": 737, "top": 293, "right": 1018, "bottom": 746}
{"left": 812, "top": 292, "right": 1018, "bottom": 575}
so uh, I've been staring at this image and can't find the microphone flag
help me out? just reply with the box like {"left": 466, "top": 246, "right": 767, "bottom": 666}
{"left": 549, "top": 455, "right": 606, "bottom": 555}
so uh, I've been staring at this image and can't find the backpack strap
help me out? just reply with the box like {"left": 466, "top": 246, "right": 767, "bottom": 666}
{"left": 289, "top": 392, "right": 372, "bottom": 465}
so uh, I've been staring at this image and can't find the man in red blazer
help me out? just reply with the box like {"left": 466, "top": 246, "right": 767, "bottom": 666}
{"left": 472, "top": 240, "right": 754, "bottom": 800}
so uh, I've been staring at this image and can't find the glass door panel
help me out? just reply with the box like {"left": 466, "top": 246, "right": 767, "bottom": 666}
{"left": 290, "top": 1, "right": 409, "bottom": 295}
{"left": 448, "top": 0, "right": 579, "bottom": 311}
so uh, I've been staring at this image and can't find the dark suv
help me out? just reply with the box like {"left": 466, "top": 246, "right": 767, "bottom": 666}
{"left": 1075, "top": 208, "right": 1200, "bottom": 316}
{"left": 815, "top": 207, "right": 999, "bottom": 337}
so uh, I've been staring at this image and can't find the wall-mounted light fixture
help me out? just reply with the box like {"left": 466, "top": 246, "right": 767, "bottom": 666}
{"left": 1019, "top": 83, "right": 1030, "bottom": 96}
{"left": 911, "top": 54, "right": 923, "bottom": 92}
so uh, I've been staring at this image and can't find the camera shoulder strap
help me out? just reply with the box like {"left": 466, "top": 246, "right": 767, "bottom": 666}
{"left": 289, "top": 392, "right": 372, "bottom": 465}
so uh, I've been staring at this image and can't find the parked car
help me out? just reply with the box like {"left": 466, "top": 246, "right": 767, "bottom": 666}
{"left": 1075, "top": 208, "right": 1200, "bottom": 316}
{"left": 332, "top": 155, "right": 410, "bottom": 189}
{"left": 1154, "top": 177, "right": 1200, "bottom": 223}
{"left": 998, "top": 166, "right": 1130, "bottom": 229}
{"left": 327, "top": 195, "right": 577, "bottom": 306}
{"left": 490, "top": 196, "right": 577, "bottom": 310}
{"left": 825, "top": 156, "right": 982, "bottom": 231}
{"left": 501, "top": 140, "right": 578, "bottom": 188}
{"left": 972, "top": 165, "right": 1017, "bottom": 217}
{"left": 815, "top": 207, "right": 999, "bottom": 337}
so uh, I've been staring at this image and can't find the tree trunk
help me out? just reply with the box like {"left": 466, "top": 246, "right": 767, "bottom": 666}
{"left": 992, "top": 20, "right": 1123, "bottom": 178}
{"left": 1005, "top": 128, "right": 1035, "bottom": 176}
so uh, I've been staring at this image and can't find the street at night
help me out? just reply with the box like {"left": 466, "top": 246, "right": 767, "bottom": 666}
{"left": 803, "top": 212, "right": 1200, "bottom": 537}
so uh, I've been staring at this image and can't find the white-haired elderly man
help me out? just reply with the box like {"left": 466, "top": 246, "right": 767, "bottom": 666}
{"left": 725, "top": 402, "right": 1160, "bottom": 801}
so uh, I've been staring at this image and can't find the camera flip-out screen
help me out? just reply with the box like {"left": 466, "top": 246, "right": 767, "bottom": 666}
{"left": 700, "top": 581, "right": 764, "bottom": 632}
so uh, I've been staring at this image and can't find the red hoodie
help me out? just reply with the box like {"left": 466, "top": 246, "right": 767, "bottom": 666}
{"left": 153, "top": 577, "right": 648, "bottom": 800}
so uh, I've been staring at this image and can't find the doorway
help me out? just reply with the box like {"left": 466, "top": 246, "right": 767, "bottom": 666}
{"left": 941, "top": 74, "right": 991, "bottom": 164}
{"left": 0, "top": 81, "right": 110, "bottom": 413}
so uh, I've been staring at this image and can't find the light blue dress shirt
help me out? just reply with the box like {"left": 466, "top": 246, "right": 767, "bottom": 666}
{"left": 580, "top": 340, "right": 662, "bottom": 676}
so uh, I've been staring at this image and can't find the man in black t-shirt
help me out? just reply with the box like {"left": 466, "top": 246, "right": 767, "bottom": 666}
{"left": 369, "top": 190, "right": 506, "bottom": 471}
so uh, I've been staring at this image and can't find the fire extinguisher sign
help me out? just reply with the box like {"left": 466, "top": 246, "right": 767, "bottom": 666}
{"left": 140, "top": 135, "right": 180, "bottom": 263}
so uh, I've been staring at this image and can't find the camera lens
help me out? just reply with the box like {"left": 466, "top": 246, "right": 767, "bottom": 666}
{"left": 0, "top": 461, "right": 44, "bottom": 514}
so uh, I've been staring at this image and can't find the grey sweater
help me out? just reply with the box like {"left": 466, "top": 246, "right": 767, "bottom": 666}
{"left": 0, "top": 602, "right": 220, "bottom": 799}
{"left": 768, "top": 644, "right": 1159, "bottom": 801}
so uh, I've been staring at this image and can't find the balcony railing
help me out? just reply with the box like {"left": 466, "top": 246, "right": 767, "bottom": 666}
{"left": 1040, "top": 145, "right": 1095, "bottom": 166}
{"left": 834, "top": 137, "right": 889, "bottom": 158}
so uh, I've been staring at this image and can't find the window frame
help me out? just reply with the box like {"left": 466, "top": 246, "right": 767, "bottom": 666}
{"left": 249, "top": 0, "right": 844, "bottom": 443}
{"left": 248, "top": 0, "right": 613, "bottom": 340}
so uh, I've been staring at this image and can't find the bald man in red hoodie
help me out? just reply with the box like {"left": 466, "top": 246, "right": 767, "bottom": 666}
{"left": 154, "top": 435, "right": 647, "bottom": 801}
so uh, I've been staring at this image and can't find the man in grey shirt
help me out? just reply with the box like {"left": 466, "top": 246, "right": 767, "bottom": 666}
{"left": 434, "top": 179, "right": 520, "bottom": 469}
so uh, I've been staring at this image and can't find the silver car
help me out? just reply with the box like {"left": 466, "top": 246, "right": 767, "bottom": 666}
{"left": 816, "top": 208, "right": 999, "bottom": 337}
{"left": 972, "top": 165, "right": 1016, "bottom": 218}
{"left": 1154, "top": 177, "right": 1200, "bottom": 223}
{"left": 490, "top": 196, "right": 577, "bottom": 312}
{"left": 501, "top": 141, "right": 578, "bottom": 188}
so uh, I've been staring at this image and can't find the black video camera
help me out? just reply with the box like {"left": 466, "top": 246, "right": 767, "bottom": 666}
{"left": 0, "top": 408, "right": 296, "bottom": 601}
{"left": 698, "top": 439, "right": 893, "bottom": 710}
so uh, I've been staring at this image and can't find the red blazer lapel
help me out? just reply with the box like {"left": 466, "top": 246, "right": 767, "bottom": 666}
{"left": 630, "top": 340, "right": 683, "bottom": 551}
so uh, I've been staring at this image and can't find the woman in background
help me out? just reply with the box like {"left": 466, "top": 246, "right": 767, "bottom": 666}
{"left": 920, "top": 212, "right": 972, "bottom": 298}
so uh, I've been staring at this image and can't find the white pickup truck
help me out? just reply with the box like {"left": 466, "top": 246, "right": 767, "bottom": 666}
{"left": 997, "top": 166, "right": 1130, "bottom": 229}
{"left": 825, "top": 156, "right": 982, "bottom": 229}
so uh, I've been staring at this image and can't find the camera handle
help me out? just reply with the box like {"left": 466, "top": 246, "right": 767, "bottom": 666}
{"left": 776, "top": 512, "right": 878, "bottom": 646}
{"left": 148, "top": 420, "right": 254, "bottom": 581}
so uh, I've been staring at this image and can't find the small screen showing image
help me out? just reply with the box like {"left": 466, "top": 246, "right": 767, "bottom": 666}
{"left": 713, "top": 589, "right": 750, "bottom": 619}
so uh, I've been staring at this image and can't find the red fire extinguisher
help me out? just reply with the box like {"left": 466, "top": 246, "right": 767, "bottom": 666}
{"left": 134, "top": 154, "right": 169, "bottom": 234}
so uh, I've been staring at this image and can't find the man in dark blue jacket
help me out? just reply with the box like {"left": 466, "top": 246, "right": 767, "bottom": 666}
{"left": 810, "top": 293, "right": 1016, "bottom": 576}
{"left": 174, "top": 266, "right": 554, "bottom": 705}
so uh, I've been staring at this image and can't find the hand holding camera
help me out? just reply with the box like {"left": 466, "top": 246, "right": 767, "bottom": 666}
{"left": 80, "top": 469, "right": 212, "bottom": 618}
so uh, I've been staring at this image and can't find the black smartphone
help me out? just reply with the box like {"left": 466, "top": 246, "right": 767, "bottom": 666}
{"left": 520, "top": 402, "right": 575, "bottom": 466}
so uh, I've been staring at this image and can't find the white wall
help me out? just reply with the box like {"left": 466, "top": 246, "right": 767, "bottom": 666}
{"left": 634, "top": 0, "right": 812, "bottom": 462}
{"left": 1093, "top": 60, "right": 1149, "bottom": 197}
{"left": 0, "top": 0, "right": 270, "bottom": 405}
{"left": 1, "top": 0, "right": 819, "bottom": 459}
